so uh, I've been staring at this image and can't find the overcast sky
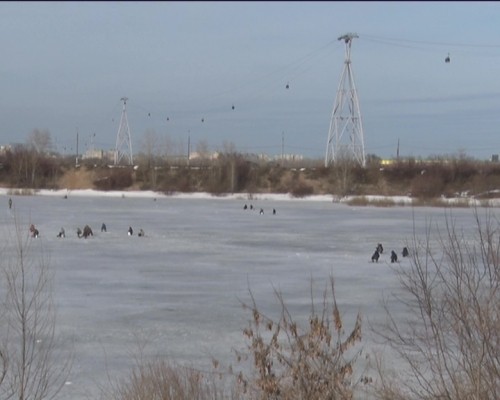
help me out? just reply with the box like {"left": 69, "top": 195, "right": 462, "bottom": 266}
{"left": 1, "top": 1, "right": 500, "bottom": 160}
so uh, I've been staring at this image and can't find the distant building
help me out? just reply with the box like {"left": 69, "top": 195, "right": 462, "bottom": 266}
{"left": 274, "top": 154, "right": 304, "bottom": 162}
{"left": 82, "top": 148, "right": 115, "bottom": 162}
{"left": 0, "top": 145, "right": 12, "bottom": 155}
{"left": 380, "top": 159, "right": 395, "bottom": 166}
{"left": 188, "top": 151, "right": 219, "bottom": 161}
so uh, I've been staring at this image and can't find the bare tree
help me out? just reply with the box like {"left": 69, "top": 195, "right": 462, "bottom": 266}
{"left": 196, "top": 139, "right": 211, "bottom": 160}
{"left": 160, "top": 133, "right": 174, "bottom": 161}
{"left": 370, "top": 208, "right": 500, "bottom": 400}
{"left": 0, "top": 216, "right": 71, "bottom": 399}
{"left": 27, "top": 129, "right": 52, "bottom": 154}
{"left": 332, "top": 146, "right": 359, "bottom": 197}
{"left": 140, "top": 129, "right": 159, "bottom": 168}
{"left": 220, "top": 141, "right": 237, "bottom": 156}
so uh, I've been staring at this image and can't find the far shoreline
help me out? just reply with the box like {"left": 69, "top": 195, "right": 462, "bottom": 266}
{"left": 2, "top": 187, "right": 500, "bottom": 208}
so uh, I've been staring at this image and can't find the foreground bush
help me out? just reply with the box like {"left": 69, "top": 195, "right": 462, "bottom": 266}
{"left": 234, "top": 277, "right": 366, "bottom": 400}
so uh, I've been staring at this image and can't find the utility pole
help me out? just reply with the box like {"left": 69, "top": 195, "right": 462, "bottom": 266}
{"left": 76, "top": 128, "right": 79, "bottom": 167}
{"left": 187, "top": 132, "right": 190, "bottom": 166}
{"left": 281, "top": 131, "right": 284, "bottom": 161}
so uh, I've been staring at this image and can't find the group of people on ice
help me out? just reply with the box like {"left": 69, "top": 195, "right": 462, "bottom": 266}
{"left": 127, "top": 226, "right": 145, "bottom": 237}
{"left": 29, "top": 223, "right": 145, "bottom": 239}
{"left": 243, "top": 204, "right": 276, "bottom": 215}
{"left": 371, "top": 243, "right": 409, "bottom": 264}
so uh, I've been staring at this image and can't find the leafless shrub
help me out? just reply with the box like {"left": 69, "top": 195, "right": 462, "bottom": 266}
{"left": 0, "top": 215, "right": 72, "bottom": 399}
{"left": 234, "top": 276, "right": 369, "bottom": 400}
{"left": 370, "top": 208, "right": 500, "bottom": 400}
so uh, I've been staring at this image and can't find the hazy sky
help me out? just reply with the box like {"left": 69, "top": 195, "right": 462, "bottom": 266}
{"left": 1, "top": 1, "right": 500, "bottom": 160}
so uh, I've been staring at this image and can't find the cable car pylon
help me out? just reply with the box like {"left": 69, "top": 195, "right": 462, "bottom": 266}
{"left": 114, "top": 96, "right": 134, "bottom": 166}
{"left": 325, "top": 33, "right": 366, "bottom": 167}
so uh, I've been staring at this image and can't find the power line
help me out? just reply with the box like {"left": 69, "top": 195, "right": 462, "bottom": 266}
{"left": 360, "top": 33, "right": 500, "bottom": 49}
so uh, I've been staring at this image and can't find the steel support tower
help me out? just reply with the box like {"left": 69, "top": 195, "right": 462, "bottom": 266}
{"left": 325, "top": 33, "right": 366, "bottom": 167}
{"left": 114, "top": 97, "right": 134, "bottom": 165}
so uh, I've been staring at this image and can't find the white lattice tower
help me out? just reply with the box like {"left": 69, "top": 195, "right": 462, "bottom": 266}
{"left": 325, "top": 33, "right": 366, "bottom": 167}
{"left": 114, "top": 97, "right": 134, "bottom": 165}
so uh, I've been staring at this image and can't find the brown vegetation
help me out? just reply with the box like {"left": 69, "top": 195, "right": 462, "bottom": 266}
{"left": 2, "top": 147, "right": 500, "bottom": 201}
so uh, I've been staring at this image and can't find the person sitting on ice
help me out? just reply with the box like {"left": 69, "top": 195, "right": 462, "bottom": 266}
{"left": 82, "top": 225, "right": 93, "bottom": 239}
{"left": 391, "top": 250, "right": 398, "bottom": 263}
{"left": 29, "top": 224, "right": 39, "bottom": 238}
{"left": 138, "top": 228, "right": 145, "bottom": 237}
{"left": 57, "top": 227, "right": 65, "bottom": 238}
{"left": 259, "top": 208, "right": 264, "bottom": 215}
{"left": 128, "top": 226, "right": 133, "bottom": 236}
{"left": 243, "top": 204, "right": 248, "bottom": 210}
{"left": 371, "top": 249, "right": 380, "bottom": 263}
{"left": 101, "top": 223, "right": 107, "bottom": 233}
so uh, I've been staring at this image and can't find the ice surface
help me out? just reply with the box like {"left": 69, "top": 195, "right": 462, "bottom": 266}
{"left": 0, "top": 190, "right": 490, "bottom": 399}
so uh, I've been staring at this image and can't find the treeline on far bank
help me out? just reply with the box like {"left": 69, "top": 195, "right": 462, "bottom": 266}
{"left": 2, "top": 148, "right": 500, "bottom": 200}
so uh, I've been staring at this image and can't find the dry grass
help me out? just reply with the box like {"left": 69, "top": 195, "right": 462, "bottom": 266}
{"left": 57, "top": 167, "right": 95, "bottom": 189}
{"left": 102, "top": 357, "right": 239, "bottom": 400}
{"left": 410, "top": 197, "right": 472, "bottom": 208}
{"left": 345, "top": 196, "right": 397, "bottom": 207}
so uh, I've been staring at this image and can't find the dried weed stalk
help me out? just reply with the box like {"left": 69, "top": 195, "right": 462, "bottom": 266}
{"left": 235, "top": 276, "right": 368, "bottom": 400}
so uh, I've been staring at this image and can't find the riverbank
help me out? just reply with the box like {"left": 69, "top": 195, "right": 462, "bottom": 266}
{"left": 2, "top": 187, "right": 500, "bottom": 207}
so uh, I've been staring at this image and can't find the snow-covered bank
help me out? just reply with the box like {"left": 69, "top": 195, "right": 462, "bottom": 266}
{"left": 0, "top": 188, "right": 335, "bottom": 201}
{"left": 1, "top": 187, "right": 499, "bottom": 206}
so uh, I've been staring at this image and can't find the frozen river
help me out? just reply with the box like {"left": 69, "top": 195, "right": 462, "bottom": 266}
{"left": 0, "top": 191, "right": 489, "bottom": 399}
